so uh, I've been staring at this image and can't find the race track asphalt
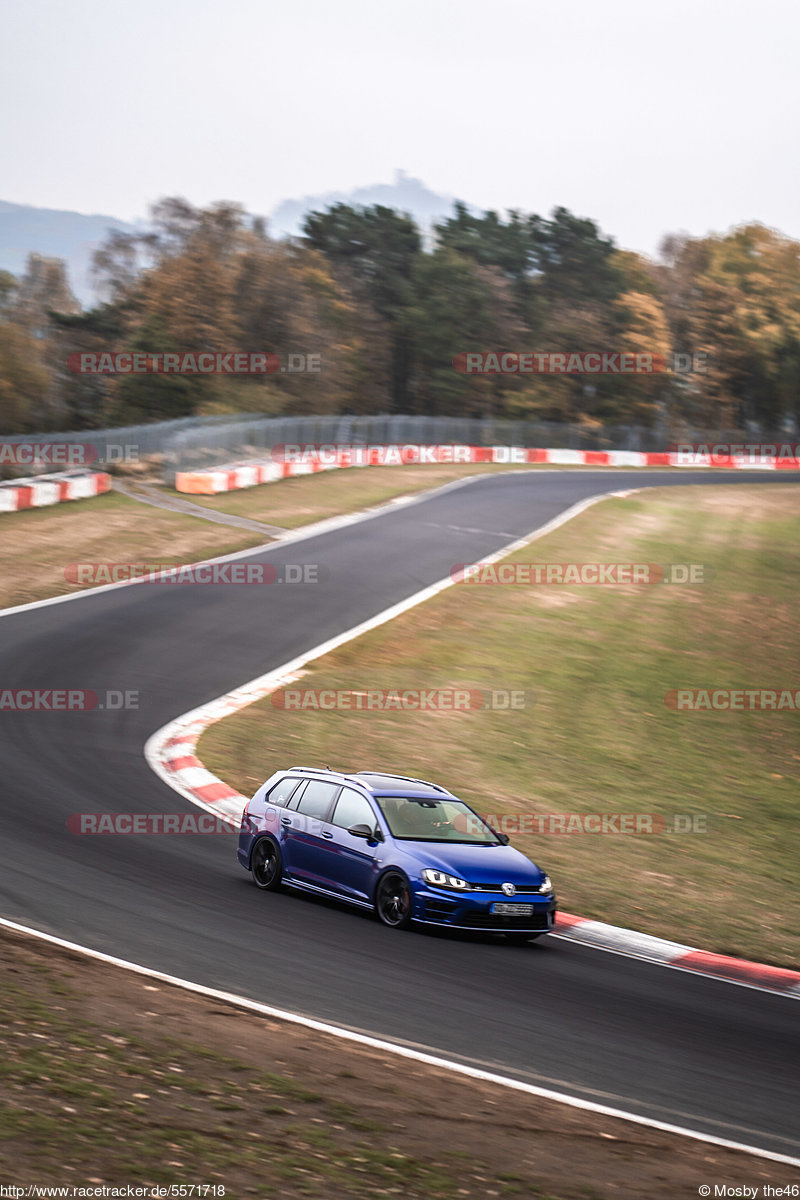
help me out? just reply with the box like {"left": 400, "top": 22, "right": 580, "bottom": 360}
{"left": 1, "top": 469, "right": 797, "bottom": 1157}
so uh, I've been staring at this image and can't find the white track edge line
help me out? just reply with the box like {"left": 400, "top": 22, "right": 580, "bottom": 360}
{"left": 1, "top": 915, "right": 797, "bottom": 1168}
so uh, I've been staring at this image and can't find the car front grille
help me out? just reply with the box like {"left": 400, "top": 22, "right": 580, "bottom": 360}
{"left": 466, "top": 883, "right": 544, "bottom": 894}
{"left": 457, "top": 910, "right": 552, "bottom": 931}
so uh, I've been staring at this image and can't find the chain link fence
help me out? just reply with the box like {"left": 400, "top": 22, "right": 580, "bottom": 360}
{"left": 162, "top": 415, "right": 784, "bottom": 485}
{"left": 0, "top": 415, "right": 255, "bottom": 479}
{"left": 1, "top": 413, "right": 788, "bottom": 484}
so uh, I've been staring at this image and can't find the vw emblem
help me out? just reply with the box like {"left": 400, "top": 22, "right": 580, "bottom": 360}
{"left": 501, "top": 882, "right": 516, "bottom": 897}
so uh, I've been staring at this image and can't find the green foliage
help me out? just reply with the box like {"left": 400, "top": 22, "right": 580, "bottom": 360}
{"left": 107, "top": 314, "right": 202, "bottom": 422}
{"left": 303, "top": 203, "right": 420, "bottom": 411}
{"left": 303, "top": 203, "right": 420, "bottom": 317}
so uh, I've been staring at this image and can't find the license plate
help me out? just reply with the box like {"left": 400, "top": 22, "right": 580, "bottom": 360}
{"left": 491, "top": 902, "right": 534, "bottom": 915}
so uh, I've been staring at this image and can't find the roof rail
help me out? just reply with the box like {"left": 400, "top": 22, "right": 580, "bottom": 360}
{"left": 288, "top": 765, "right": 338, "bottom": 773}
{"left": 355, "top": 770, "right": 449, "bottom": 793}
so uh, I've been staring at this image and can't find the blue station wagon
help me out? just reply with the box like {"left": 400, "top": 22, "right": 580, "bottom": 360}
{"left": 238, "top": 767, "right": 556, "bottom": 941}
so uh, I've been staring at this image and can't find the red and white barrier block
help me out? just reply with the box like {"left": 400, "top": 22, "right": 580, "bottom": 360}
{"left": 175, "top": 445, "right": 800, "bottom": 495}
{"left": 0, "top": 469, "right": 112, "bottom": 513}
{"left": 174, "top": 457, "right": 338, "bottom": 495}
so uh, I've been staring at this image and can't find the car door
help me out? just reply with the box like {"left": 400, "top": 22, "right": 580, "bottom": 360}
{"left": 317, "top": 786, "right": 384, "bottom": 903}
{"left": 280, "top": 778, "right": 341, "bottom": 886}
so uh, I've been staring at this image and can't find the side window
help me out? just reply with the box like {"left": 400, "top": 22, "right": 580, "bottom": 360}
{"left": 295, "top": 780, "right": 340, "bottom": 820}
{"left": 266, "top": 777, "right": 301, "bottom": 807}
{"left": 331, "top": 788, "right": 377, "bottom": 832}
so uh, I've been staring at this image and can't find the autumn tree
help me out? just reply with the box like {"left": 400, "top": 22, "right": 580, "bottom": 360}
{"left": 660, "top": 225, "right": 800, "bottom": 430}
{"left": 0, "top": 321, "right": 52, "bottom": 434}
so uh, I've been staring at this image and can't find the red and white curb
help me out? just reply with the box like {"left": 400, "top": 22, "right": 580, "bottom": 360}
{"left": 144, "top": 490, "right": 800, "bottom": 999}
{"left": 556, "top": 913, "right": 800, "bottom": 995}
{"left": 0, "top": 469, "right": 111, "bottom": 512}
{"left": 174, "top": 444, "right": 800, "bottom": 494}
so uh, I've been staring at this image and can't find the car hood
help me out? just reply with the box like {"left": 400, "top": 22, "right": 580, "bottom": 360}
{"left": 400, "top": 840, "right": 546, "bottom": 885}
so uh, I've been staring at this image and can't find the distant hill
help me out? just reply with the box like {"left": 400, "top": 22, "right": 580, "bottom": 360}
{"left": 0, "top": 199, "right": 137, "bottom": 306}
{"left": 0, "top": 174, "right": 463, "bottom": 308}
{"left": 269, "top": 169, "right": 458, "bottom": 239}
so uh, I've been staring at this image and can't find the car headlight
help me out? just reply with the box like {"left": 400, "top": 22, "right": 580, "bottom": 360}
{"left": 421, "top": 868, "right": 469, "bottom": 890}
{"left": 539, "top": 874, "right": 553, "bottom": 894}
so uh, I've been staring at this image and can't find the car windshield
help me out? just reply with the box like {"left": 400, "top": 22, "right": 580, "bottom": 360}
{"left": 376, "top": 797, "right": 499, "bottom": 843}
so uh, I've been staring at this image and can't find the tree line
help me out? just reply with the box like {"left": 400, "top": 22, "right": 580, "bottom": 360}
{"left": 1, "top": 195, "right": 799, "bottom": 435}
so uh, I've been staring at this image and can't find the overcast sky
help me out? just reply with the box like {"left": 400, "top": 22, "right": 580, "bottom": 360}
{"left": 2, "top": 0, "right": 798, "bottom": 256}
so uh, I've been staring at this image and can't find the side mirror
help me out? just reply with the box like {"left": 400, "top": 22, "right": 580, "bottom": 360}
{"left": 348, "top": 823, "right": 374, "bottom": 839}
{"left": 496, "top": 831, "right": 510, "bottom": 845}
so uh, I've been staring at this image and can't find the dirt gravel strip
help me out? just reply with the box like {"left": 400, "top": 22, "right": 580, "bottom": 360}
{"left": 112, "top": 479, "right": 286, "bottom": 536}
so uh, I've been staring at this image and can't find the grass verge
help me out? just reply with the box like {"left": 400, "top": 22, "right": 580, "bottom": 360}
{"left": 0, "top": 492, "right": 264, "bottom": 609}
{"left": 198, "top": 484, "right": 800, "bottom": 967}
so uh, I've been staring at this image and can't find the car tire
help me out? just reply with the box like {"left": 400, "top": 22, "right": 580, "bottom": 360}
{"left": 505, "top": 933, "right": 542, "bottom": 944}
{"left": 375, "top": 871, "right": 413, "bottom": 929}
{"left": 250, "top": 838, "right": 282, "bottom": 891}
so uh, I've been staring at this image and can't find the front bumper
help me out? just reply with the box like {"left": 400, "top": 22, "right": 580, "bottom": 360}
{"left": 414, "top": 886, "right": 557, "bottom": 932}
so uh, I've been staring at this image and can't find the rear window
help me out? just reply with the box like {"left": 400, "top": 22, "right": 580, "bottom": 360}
{"left": 266, "top": 777, "right": 302, "bottom": 807}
